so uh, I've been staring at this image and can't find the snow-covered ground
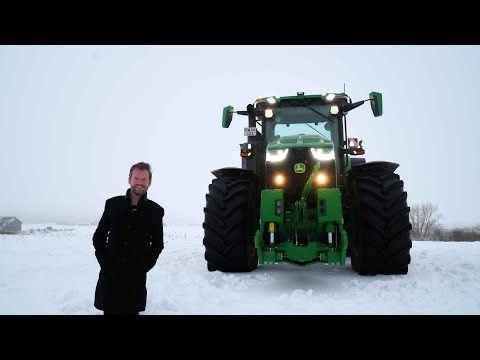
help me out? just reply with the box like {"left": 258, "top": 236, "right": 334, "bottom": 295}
{"left": 1, "top": 224, "right": 479, "bottom": 315}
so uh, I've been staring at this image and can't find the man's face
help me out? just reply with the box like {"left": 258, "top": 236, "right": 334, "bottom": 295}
{"left": 128, "top": 169, "right": 151, "bottom": 196}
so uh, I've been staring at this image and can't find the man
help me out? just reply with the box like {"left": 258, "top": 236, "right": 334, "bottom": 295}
{"left": 93, "top": 162, "right": 164, "bottom": 315}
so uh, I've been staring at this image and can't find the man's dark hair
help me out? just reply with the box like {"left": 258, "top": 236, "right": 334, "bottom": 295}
{"left": 129, "top": 162, "right": 152, "bottom": 181}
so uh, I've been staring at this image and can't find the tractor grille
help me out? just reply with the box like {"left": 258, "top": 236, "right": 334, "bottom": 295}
{"left": 265, "top": 148, "right": 336, "bottom": 205}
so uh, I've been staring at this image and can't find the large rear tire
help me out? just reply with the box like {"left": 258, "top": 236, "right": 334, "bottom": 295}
{"left": 349, "top": 171, "right": 412, "bottom": 275}
{"left": 203, "top": 176, "right": 258, "bottom": 272}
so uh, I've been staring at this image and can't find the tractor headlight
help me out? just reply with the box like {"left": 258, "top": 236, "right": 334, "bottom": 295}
{"left": 274, "top": 174, "right": 285, "bottom": 186}
{"left": 266, "top": 149, "right": 289, "bottom": 162}
{"left": 316, "top": 173, "right": 327, "bottom": 185}
{"left": 310, "top": 148, "right": 335, "bottom": 161}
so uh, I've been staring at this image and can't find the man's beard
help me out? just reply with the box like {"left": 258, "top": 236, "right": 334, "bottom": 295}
{"left": 131, "top": 185, "right": 147, "bottom": 196}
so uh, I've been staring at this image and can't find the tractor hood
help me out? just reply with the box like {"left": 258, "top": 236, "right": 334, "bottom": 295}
{"left": 267, "top": 135, "right": 333, "bottom": 150}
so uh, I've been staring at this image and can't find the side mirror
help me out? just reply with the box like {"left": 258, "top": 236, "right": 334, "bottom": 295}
{"left": 369, "top": 92, "right": 383, "bottom": 117}
{"left": 222, "top": 106, "right": 234, "bottom": 128}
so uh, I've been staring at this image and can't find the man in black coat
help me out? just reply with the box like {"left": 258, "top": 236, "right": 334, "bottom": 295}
{"left": 93, "top": 161, "right": 164, "bottom": 315}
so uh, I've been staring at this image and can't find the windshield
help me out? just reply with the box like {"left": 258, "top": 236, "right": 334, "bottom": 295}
{"left": 274, "top": 123, "right": 332, "bottom": 140}
{"left": 265, "top": 105, "right": 336, "bottom": 143}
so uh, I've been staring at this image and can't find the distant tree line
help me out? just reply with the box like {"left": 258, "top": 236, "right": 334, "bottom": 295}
{"left": 409, "top": 202, "right": 480, "bottom": 241}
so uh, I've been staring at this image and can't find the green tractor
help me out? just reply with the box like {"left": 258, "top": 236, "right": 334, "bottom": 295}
{"left": 203, "top": 91, "right": 412, "bottom": 275}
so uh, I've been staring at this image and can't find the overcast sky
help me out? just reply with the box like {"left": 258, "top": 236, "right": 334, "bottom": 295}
{"left": 1, "top": 224, "right": 479, "bottom": 315}
{"left": 0, "top": 45, "right": 479, "bottom": 227}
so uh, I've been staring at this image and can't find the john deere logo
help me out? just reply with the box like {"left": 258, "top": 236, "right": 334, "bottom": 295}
{"left": 294, "top": 163, "right": 306, "bottom": 173}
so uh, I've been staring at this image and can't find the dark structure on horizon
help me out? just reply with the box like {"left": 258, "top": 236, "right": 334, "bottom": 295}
{"left": 0, "top": 217, "right": 22, "bottom": 234}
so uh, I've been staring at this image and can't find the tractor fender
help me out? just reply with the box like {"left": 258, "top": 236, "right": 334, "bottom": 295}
{"left": 350, "top": 157, "right": 366, "bottom": 167}
{"left": 349, "top": 161, "right": 399, "bottom": 174}
{"left": 211, "top": 167, "right": 260, "bottom": 184}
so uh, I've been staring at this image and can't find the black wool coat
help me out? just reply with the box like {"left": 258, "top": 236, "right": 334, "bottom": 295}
{"left": 93, "top": 189, "right": 164, "bottom": 312}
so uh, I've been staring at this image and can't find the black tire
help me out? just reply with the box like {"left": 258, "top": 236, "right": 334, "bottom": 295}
{"left": 203, "top": 176, "right": 258, "bottom": 272}
{"left": 349, "top": 172, "right": 412, "bottom": 275}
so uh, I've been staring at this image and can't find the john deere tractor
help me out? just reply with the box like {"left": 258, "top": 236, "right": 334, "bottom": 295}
{"left": 203, "top": 91, "right": 412, "bottom": 275}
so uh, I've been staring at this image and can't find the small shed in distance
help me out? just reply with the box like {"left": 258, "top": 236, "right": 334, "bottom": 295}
{"left": 0, "top": 217, "right": 22, "bottom": 234}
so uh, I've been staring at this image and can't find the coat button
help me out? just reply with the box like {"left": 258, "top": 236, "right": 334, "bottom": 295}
{"left": 127, "top": 225, "right": 132, "bottom": 230}
{"left": 123, "top": 241, "right": 128, "bottom": 246}
{"left": 121, "top": 258, "right": 126, "bottom": 262}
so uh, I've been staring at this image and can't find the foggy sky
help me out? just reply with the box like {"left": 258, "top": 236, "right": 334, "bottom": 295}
{"left": 1, "top": 45, "right": 479, "bottom": 227}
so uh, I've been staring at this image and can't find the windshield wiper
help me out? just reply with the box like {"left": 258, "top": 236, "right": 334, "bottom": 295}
{"left": 304, "top": 123, "right": 323, "bottom": 136}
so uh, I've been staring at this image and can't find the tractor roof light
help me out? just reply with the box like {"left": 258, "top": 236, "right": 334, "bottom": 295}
{"left": 254, "top": 96, "right": 277, "bottom": 106}
{"left": 330, "top": 105, "right": 339, "bottom": 115}
{"left": 326, "top": 93, "right": 351, "bottom": 103}
{"left": 264, "top": 109, "right": 274, "bottom": 119}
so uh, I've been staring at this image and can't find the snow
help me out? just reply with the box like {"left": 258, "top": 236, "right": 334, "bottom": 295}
{"left": 1, "top": 224, "right": 479, "bottom": 315}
